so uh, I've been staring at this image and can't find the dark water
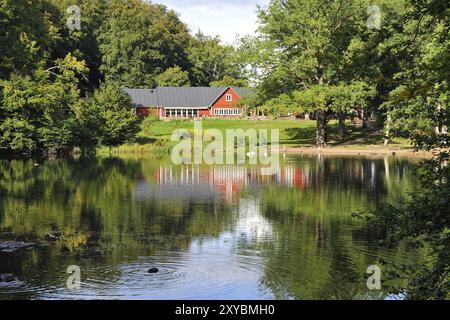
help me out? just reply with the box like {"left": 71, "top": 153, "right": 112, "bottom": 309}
{"left": 0, "top": 155, "right": 422, "bottom": 300}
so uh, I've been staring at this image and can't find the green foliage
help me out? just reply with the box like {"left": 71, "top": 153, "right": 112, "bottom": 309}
{"left": 363, "top": 160, "right": 449, "bottom": 299}
{"left": 140, "top": 115, "right": 160, "bottom": 137}
{"left": 356, "top": 0, "right": 450, "bottom": 299}
{"left": 156, "top": 66, "right": 190, "bottom": 87}
{"left": 0, "top": 0, "right": 54, "bottom": 78}
{"left": 242, "top": 0, "right": 449, "bottom": 298}
{"left": 0, "top": 118, "right": 36, "bottom": 152}
{"left": 88, "top": 82, "right": 140, "bottom": 147}
{"left": 98, "top": 0, "right": 191, "bottom": 88}
{"left": 251, "top": 0, "right": 375, "bottom": 145}
{"left": 48, "top": 0, "right": 107, "bottom": 89}
{"left": 0, "top": 54, "right": 89, "bottom": 154}
{"left": 188, "top": 32, "right": 246, "bottom": 87}
{"left": 210, "top": 75, "right": 248, "bottom": 88}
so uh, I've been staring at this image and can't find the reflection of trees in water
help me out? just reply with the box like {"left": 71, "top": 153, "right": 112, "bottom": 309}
{"left": 253, "top": 156, "right": 419, "bottom": 299}
{"left": 0, "top": 155, "right": 420, "bottom": 299}
{"left": 0, "top": 157, "right": 234, "bottom": 298}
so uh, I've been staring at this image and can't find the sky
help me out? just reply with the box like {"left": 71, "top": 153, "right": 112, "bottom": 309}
{"left": 154, "top": 0, "right": 270, "bottom": 44}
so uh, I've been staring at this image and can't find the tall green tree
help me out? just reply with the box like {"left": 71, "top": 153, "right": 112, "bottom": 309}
{"left": 248, "top": 0, "right": 413, "bottom": 146}
{"left": 0, "top": 54, "right": 88, "bottom": 154}
{"left": 88, "top": 82, "right": 140, "bottom": 147}
{"left": 156, "top": 66, "right": 190, "bottom": 87}
{"left": 188, "top": 32, "right": 245, "bottom": 87}
{"left": 0, "top": 0, "right": 60, "bottom": 78}
{"left": 98, "top": 0, "right": 191, "bottom": 88}
{"left": 48, "top": 0, "right": 107, "bottom": 90}
{"left": 256, "top": 0, "right": 370, "bottom": 146}
{"left": 363, "top": 0, "right": 449, "bottom": 299}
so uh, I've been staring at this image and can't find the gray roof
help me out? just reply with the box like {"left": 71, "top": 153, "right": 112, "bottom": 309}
{"left": 124, "top": 87, "right": 253, "bottom": 109}
{"left": 123, "top": 88, "right": 159, "bottom": 108}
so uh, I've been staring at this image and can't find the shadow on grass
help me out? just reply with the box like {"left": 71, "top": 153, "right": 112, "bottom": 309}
{"left": 284, "top": 127, "right": 317, "bottom": 146}
{"left": 284, "top": 124, "right": 386, "bottom": 147}
{"left": 329, "top": 127, "right": 384, "bottom": 146}
{"left": 136, "top": 137, "right": 157, "bottom": 144}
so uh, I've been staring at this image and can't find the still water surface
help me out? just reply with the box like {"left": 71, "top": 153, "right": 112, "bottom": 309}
{"left": 0, "top": 155, "right": 421, "bottom": 299}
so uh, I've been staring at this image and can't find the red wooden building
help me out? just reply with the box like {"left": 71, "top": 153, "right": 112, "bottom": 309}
{"left": 124, "top": 86, "right": 252, "bottom": 119}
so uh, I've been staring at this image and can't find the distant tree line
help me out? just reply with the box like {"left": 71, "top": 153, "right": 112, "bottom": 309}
{"left": 0, "top": 0, "right": 248, "bottom": 155}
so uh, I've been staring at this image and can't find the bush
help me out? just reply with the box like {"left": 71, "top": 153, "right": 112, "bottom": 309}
{"left": 140, "top": 116, "right": 160, "bottom": 135}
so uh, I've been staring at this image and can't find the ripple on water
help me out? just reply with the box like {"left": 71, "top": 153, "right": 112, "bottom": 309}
{"left": 0, "top": 236, "right": 271, "bottom": 300}
{"left": 0, "top": 230, "right": 419, "bottom": 300}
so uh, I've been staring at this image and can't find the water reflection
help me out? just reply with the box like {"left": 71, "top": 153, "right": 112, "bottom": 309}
{"left": 0, "top": 155, "right": 421, "bottom": 299}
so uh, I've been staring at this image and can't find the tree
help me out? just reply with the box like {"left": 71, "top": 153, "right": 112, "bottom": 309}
{"left": 48, "top": 0, "right": 107, "bottom": 90}
{"left": 256, "top": 0, "right": 368, "bottom": 147}
{"left": 98, "top": 0, "right": 191, "bottom": 88}
{"left": 89, "top": 82, "right": 140, "bottom": 147}
{"left": 0, "top": 0, "right": 59, "bottom": 79}
{"left": 0, "top": 118, "right": 36, "bottom": 153}
{"left": 0, "top": 54, "right": 88, "bottom": 155}
{"left": 156, "top": 66, "right": 190, "bottom": 87}
{"left": 188, "top": 32, "right": 245, "bottom": 87}
{"left": 210, "top": 75, "right": 248, "bottom": 88}
{"left": 362, "top": 0, "right": 449, "bottom": 299}
{"left": 330, "top": 82, "right": 376, "bottom": 138}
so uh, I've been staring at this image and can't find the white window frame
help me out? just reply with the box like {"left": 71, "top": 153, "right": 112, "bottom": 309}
{"left": 226, "top": 94, "right": 232, "bottom": 102}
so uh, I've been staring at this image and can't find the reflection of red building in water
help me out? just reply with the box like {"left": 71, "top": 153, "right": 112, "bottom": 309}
{"left": 136, "top": 165, "right": 307, "bottom": 203}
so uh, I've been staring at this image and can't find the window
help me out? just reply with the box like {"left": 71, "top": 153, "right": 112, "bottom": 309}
{"left": 226, "top": 94, "right": 232, "bottom": 102}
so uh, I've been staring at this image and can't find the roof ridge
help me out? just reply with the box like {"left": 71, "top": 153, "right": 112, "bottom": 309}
{"left": 124, "top": 87, "right": 252, "bottom": 109}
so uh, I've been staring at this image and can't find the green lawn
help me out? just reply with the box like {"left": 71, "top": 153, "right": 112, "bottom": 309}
{"left": 138, "top": 118, "right": 411, "bottom": 149}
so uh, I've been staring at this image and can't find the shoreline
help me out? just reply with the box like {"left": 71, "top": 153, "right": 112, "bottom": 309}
{"left": 0, "top": 145, "right": 435, "bottom": 160}
{"left": 283, "top": 146, "right": 433, "bottom": 158}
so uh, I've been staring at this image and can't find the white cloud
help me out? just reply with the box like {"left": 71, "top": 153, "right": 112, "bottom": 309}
{"left": 155, "top": 0, "right": 270, "bottom": 44}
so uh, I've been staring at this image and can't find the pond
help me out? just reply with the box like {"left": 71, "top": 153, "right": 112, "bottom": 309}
{"left": 0, "top": 154, "right": 422, "bottom": 300}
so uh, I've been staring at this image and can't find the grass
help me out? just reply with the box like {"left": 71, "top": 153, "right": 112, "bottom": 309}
{"left": 97, "top": 118, "right": 413, "bottom": 155}
{"left": 139, "top": 118, "right": 412, "bottom": 149}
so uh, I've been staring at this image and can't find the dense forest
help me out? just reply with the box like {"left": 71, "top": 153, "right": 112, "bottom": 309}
{"left": 0, "top": 0, "right": 447, "bottom": 154}
{"left": 0, "top": 0, "right": 248, "bottom": 156}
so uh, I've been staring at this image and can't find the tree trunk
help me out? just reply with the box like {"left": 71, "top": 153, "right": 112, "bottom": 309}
{"left": 384, "top": 110, "right": 392, "bottom": 147}
{"left": 316, "top": 109, "right": 328, "bottom": 148}
{"left": 435, "top": 103, "right": 448, "bottom": 135}
{"left": 315, "top": 69, "right": 327, "bottom": 148}
{"left": 305, "top": 113, "right": 310, "bottom": 120}
{"left": 362, "top": 108, "right": 369, "bottom": 129}
{"left": 338, "top": 111, "right": 346, "bottom": 138}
